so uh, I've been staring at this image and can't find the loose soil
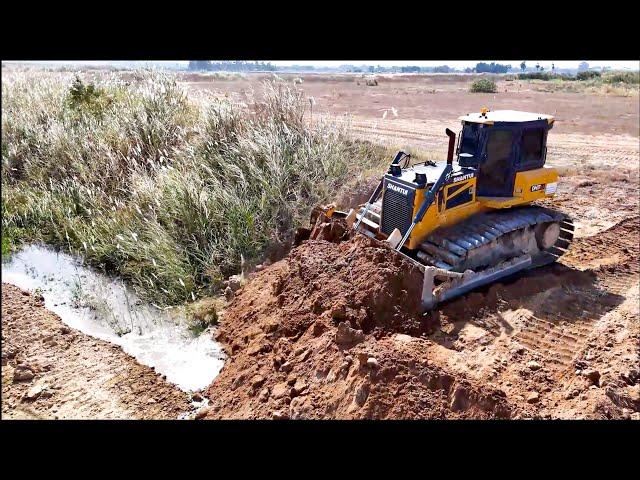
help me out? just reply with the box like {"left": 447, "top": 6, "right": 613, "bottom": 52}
{"left": 1, "top": 283, "right": 192, "bottom": 419}
{"left": 204, "top": 218, "right": 639, "bottom": 419}
{"left": 205, "top": 235, "right": 511, "bottom": 419}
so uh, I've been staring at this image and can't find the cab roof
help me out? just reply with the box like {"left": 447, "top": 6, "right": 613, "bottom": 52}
{"left": 458, "top": 110, "right": 555, "bottom": 125}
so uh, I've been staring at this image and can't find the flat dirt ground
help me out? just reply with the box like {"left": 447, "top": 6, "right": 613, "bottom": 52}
{"left": 182, "top": 73, "right": 639, "bottom": 238}
{"left": 1, "top": 284, "right": 193, "bottom": 419}
{"left": 3, "top": 72, "right": 638, "bottom": 420}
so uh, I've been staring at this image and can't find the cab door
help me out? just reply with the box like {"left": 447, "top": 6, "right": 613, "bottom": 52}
{"left": 476, "top": 129, "right": 516, "bottom": 197}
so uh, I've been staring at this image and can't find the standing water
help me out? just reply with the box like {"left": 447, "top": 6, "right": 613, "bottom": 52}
{"left": 1, "top": 245, "right": 225, "bottom": 392}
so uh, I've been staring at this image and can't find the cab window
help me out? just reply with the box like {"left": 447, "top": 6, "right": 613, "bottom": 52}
{"left": 459, "top": 123, "right": 480, "bottom": 155}
{"left": 520, "top": 129, "right": 545, "bottom": 170}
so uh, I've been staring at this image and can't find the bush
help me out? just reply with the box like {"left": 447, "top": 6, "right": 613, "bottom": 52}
{"left": 518, "top": 72, "right": 552, "bottom": 81}
{"left": 576, "top": 70, "right": 601, "bottom": 81}
{"left": 365, "top": 76, "right": 378, "bottom": 86}
{"left": 470, "top": 79, "right": 497, "bottom": 93}
{"left": 66, "top": 75, "right": 113, "bottom": 118}
{"left": 2, "top": 71, "right": 386, "bottom": 305}
{"left": 603, "top": 71, "right": 639, "bottom": 84}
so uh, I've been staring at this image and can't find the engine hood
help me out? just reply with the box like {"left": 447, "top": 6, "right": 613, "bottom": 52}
{"left": 385, "top": 161, "right": 476, "bottom": 188}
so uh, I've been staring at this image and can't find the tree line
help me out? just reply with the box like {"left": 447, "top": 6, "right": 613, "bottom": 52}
{"left": 188, "top": 61, "right": 277, "bottom": 72}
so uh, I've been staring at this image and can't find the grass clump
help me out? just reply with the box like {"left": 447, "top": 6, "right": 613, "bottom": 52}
{"left": 576, "top": 70, "right": 601, "bottom": 81}
{"left": 186, "top": 297, "right": 221, "bottom": 335}
{"left": 2, "top": 70, "right": 385, "bottom": 306}
{"left": 603, "top": 71, "right": 639, "bottom": 85}
{"left": 66, "top": 75, "right": 114, "bottom": 118}
{"left": 470, "top": 79, "right": 497, "bottom": 93}
{"left": 518, "top": 72, "right": 553, "bottom": 81}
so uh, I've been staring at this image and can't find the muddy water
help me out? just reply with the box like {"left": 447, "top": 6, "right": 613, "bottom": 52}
{"left": 1, "top": 245, "right": 225, "bottom": 392}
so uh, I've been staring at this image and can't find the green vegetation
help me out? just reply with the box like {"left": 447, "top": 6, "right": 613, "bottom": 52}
{"left": 576, "top": 70, "right": 601, "bottom": 81}
{"left": 186, "top": 297, "right": 220, "bottom": 335}
{"left": 603, "top": 71, "right": 639, "bottom": 84}
{"left": 2, "top": 71, "right": 385, "bottom": 306}
{"left": 474, "top": 62, "right": 511, "bottom": 74}
{"left": 470, "top": 79, "right": 497, "bottom": 93}
{"left": 518, "top": 72, "right": 554, "bottom": 81}
{"left": 1, "top": 225, "right": 23, "bottom": 258}
{"left": 516, "top": 69, "right": 638, "bottom": 96}
{"left": 518, "top": 70, "right": 638, "bottom": 84}
{"left": 66, "top": 75, "right": 114, "bottom": 118}
{"left": 1, "top": 235, "right": 10, "bottom": 257}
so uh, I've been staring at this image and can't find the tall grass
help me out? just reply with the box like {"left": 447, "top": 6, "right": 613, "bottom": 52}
{"left": 2, "top": 71, "right": 385, "bottom": 305}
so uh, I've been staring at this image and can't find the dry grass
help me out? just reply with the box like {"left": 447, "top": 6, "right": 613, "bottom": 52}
{"left": 2, "top": 70, "right": 386, "bottom": 305}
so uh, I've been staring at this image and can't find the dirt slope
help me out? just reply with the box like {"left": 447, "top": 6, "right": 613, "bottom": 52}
{"left": 1, "top": 283, "right": 192, "bottom": 419}
{"left": 205, "top": 219, "right": 639, "bottom": 420}
{"left": 204, "top": 235, "right": 512, "bottom": 419}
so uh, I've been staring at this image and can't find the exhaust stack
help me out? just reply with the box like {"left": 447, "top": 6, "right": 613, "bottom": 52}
{"left": 446, "top": 128, "right": 456, "bottom": 165}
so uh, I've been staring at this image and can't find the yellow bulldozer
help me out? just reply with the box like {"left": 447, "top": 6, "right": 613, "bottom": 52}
{"left": 324, "top": 108, "right": 574, "bottom": 310}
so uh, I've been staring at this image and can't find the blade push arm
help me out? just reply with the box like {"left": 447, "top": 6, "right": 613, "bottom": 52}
{"left": 395, "top": 129, "right": 456, "bottom": 251}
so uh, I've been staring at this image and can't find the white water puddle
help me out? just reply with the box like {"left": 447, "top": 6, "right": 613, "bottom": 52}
{"left": 2, "top": 245, "right": 225, "bottom": 392}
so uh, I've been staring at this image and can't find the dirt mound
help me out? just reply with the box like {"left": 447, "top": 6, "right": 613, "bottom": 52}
{"left": 204, "top": 235, "right": 512, "bottom": 419}
{"left": 204, "top": 214, "right": 638, "bottom": 420}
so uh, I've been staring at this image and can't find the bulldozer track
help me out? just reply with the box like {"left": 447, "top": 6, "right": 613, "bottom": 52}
{"left": 598, "top": 264, "right": 640, "bottom": 296}
{"left": 415, "top": 206, "right": 573, "bottom": 271}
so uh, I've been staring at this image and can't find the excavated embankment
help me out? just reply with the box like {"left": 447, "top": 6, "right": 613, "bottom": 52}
{"left": 204, "top": 235, "right": 512, "bottom": 419}
{"left": 204, "top": 215, "right": 639, "bottom": 420}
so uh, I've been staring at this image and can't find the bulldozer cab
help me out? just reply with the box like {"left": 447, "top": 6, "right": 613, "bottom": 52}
{"left": 457, "top": 110, "right": 554, "bottom": 198}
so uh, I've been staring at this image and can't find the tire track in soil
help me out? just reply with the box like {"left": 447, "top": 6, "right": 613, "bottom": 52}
{"left": 332, "top": 116, "right": 639, "bottom": 170}
{"left": 505, "top": 217, "right": 638, "bottom": 371}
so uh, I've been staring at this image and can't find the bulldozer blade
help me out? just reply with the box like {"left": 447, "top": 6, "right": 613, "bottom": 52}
{"left": 421, "top": 255, "right": 533, "bottom": 311}
{"left": 386, "top": 228, "right": 402, "bottom": 249}
{"left": 345, "top": 209, "right": 356, "bottom": 228}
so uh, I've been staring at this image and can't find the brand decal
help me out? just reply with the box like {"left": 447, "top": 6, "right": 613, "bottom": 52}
{"left": 531, "top": 183, "right": 546, "bottom": 192}
{"left": 387, "top": 183, "right": 408, "bottom": 196}
{"left": 449, "top": 173, "right": 475, "bottom": 184}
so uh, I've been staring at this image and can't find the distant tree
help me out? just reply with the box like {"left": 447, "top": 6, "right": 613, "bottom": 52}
{"left": 520, "top": 61, "right": 526, "bottom": 72}
{"left": 188, "top": 61, "right": 212, "bottom": 71}
{"left": 475, "top": 62, "right": 510, "bottom": 74}
{"left": 578, "top": 61, "right": 589, "bottom": 71}
{"left": 433, "top": 65, "right": 451, "bottom": 73}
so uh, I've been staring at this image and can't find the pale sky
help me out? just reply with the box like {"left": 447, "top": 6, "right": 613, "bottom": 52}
{"left": 9, "top": 60, "right": 640, "bottom": 70}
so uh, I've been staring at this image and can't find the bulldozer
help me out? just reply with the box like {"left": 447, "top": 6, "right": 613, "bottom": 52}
{"left": 321, "top": 108, "right": 574, "bottom": 310}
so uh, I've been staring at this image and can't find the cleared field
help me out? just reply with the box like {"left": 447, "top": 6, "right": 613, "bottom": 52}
{"left": 182, "top": 72, "right": 639, "bottom": 238}
{"left": 180, "top": 72, "right": 639, "bottom": 136}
